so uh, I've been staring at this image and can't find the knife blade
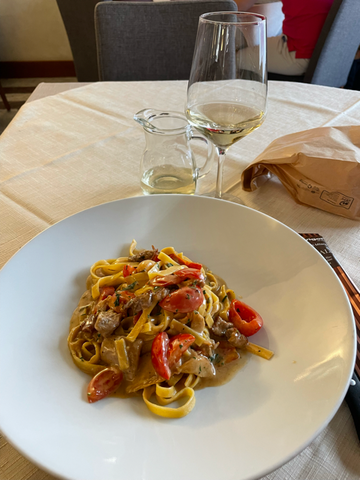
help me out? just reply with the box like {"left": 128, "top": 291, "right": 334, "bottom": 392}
{"left": 299, "top": 233, "right": 360, "bottom": 441}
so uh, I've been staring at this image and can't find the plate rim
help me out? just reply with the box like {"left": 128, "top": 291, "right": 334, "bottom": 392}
{"left": 0, "top": 194, "right": 356, "bottom": 480}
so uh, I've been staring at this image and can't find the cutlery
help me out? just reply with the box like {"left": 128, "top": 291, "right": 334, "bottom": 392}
{"left": 300, "top": 233, "right": 360, "bottom": 441}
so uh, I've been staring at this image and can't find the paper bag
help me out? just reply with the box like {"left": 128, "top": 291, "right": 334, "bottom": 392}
{"left": 242, "top": 126, "right": 360, "bottom": 219}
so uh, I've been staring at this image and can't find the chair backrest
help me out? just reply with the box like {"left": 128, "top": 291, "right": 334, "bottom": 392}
{"left": 304, "top": 0, "right": 360, "bottom": 87}
{"left": 56, "top": 0, "right": 106, "bottom": 82}
{"left": 95, "top": 0, "right": 238, "bottom": 81}
{"left": 56, "top": 0, "right": 154, "bottom": 82}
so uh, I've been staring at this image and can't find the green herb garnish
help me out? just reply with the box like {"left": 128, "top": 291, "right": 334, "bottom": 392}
{"left": 123, "top": 281, "right": 137, "bottom": 291}
{"left": 210, "top": 353, "right": 222, "bottom": 364}
{"left": 114, "top": 293, "right": 120, "bottom": 306}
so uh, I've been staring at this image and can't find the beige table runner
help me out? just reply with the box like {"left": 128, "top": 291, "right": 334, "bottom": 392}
{"left": 1, "top": 81, "right": 360, "bottom": 479}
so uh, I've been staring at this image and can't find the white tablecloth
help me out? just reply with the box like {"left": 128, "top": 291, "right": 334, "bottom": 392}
{"left": 0, "top": 80, "right": 359, "bottom": 480}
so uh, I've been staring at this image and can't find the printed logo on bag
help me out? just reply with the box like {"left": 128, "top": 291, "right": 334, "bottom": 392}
{"left": 320, "top": 191, "right": 354, "bottom": 209}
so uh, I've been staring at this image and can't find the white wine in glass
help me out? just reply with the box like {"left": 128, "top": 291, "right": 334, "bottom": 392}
{"left": 186, "top": 12, "right": 267, "bottom": 198}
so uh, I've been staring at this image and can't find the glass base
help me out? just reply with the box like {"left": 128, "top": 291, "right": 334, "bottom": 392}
{"left": 200, "top": 190, "right": 243, "bottom": 205}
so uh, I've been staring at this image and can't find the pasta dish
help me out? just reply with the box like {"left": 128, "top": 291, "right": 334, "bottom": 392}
{"left": 68, "top": 240, "right": 273, "bottom": 418}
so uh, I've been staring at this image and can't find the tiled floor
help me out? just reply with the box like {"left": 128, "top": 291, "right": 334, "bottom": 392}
{"left": 0, "top": 77, "right": 77, "bottom": 134}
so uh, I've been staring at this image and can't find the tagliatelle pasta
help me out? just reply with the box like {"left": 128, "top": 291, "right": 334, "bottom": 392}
{"left": 68, "top": 240, "right": 273, "bottom": 418}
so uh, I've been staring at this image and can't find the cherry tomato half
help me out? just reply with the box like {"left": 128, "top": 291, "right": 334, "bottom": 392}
{"left": 116, "top": 290, "right": 135, "bottom": 301}
{"left": 159, "top": 286, "right": 204, "bottom": 313}
{"left": 87, "top": 367, "right": 123, "bottom": 403}
{"left": 228, "top": 300, "right": 263, "bottom": 337}
{"left": 151, "top": 332, "right": 171, "bottom": 380}
{"left": 167, "top": 333, "right": 195, "bottom": 368}
{"left": 151, "top": 332, "right": 195, "bottom": 380}
{"left": 123, "top": 264, "right": 136, "bottom": 277}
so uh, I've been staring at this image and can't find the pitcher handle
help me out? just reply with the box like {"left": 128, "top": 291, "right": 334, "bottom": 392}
{"left": 190, "top": 131, "right": 216, "bottom": 179}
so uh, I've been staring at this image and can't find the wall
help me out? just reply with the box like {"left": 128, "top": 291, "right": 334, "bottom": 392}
{"left": 0, "top": 0, "right": 72, "bottom": 62}
{"left": 0, "top": 0, "right": 284, "bottom": 63}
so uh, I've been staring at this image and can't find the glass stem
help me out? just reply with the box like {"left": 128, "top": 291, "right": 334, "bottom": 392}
{"left": 215, "top": 147, "right": 227, "bottom": 198}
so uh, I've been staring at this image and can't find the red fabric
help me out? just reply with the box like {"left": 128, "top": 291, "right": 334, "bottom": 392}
{"left": 282, "top": 0, "right": 335, "bottom": 58}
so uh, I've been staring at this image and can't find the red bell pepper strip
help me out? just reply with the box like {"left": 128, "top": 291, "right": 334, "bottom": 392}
{"left": 99, "top": 286, "right": 115, "bottom": 300}
{"left": 133, "top": 311, "right": 142, "bottom": 324}
{"left": 107, "top": 290, "right": 135, "bottom": 312}
{"left": 123, "top": 264, "right": 136, "bottom": 277}
{"left": 150, "top": 268, "right": 204, "bottom": 287}
{"left": 228, "top": 300, "right": 263, "bottom": 337}
{"left": 169, "top": 253, "right": 202, "bottom": 270}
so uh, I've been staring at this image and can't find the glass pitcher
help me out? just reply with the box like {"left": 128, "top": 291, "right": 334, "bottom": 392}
{"left": 134, "top": 109, "right": 214, "bottom": 195}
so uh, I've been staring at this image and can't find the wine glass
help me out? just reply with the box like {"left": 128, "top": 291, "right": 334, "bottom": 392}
{"left": 186, "top": 12, "right": 267, "bottom": 198}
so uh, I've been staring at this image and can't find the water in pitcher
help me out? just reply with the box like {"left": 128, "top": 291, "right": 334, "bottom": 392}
{"left": 141, "top": 165, "right": 196, "bottom": 195}
{"left": 134, "top": 108, "right": 214, "bottom": 195}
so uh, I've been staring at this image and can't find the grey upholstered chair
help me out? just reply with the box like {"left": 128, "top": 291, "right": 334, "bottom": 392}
{"left": 268, "top": 0, "right": 360, "bottom": 87}
{"left": 95, "top": 0, "right": 238, "bottom": 81}
{"left": 55, "top": 0, "right": 106, "bottom": 82}
{"left": 58, "top": 0, "right": 153, "bottom": 81}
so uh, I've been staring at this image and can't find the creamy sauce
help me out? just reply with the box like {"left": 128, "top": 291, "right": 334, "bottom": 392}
{"left": 69, "top": 273, "right": 248, "bottom": 399}
{"left": 197, "top": 352, "right": 248, "bottom": 389}
{"left": 69, "top": 289, "right": 93, "bottom": 330}
{"left": 112, "top": 352, "right": 249, "bottom": 398}
{"left": 112, "top": 383, "right": 142, "bottom": 399}
{"left": 204, "top": 267, "right": 226, "bottom": 295}
{"left": 200, "top": 269, "right": 249, "bottom": 388}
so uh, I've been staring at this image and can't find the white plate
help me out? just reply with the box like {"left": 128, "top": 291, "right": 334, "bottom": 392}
{"left": 0, "top": 195, "right": 356, "bottom": 480}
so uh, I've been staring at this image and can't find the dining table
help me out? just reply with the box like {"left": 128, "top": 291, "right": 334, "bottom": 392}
{"left": 0, "top": 79, "right": 360, "bottom": 480}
